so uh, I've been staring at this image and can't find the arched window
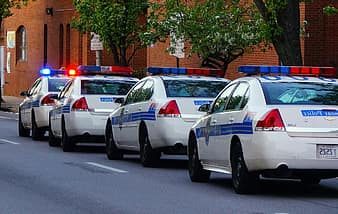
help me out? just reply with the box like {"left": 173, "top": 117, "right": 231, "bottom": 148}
{"left": 16, "top": 26, "right": 27, "bottom": 62}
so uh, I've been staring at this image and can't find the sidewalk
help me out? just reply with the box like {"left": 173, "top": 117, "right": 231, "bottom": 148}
{"left": 0, "top": 96, "right": 23, "bottom": 113}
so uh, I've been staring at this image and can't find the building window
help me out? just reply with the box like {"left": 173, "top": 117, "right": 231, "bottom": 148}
{"left": 16, "top": 26, "right": 27, "bottom": 62}
{"left": 59, "top": 24, "right": 64, "bottom": 67}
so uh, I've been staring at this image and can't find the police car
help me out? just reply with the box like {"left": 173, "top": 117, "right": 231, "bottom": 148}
{"left": 105, "top": 67, "right": 230, "bottom": 167}
{"left": 48, "top": 66, "right": 138, "bottom": 152}
{"left": 19, "top": 68, "right": 70, "bottom": 140}
{"left": 188, "top": 65, "right": 338, "bottom": 194}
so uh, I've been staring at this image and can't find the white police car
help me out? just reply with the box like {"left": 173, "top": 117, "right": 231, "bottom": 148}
{"left": 105, "top": 67, "right": 229, "bottom": 167}
{"left": 188, "top": 65, "right": 338, "bottom": 194}
{"left": 48, "top": 66, "right": 138, "bottom": 152}
{"left": 19, "top": 68, "right": 70, "bottom": 140}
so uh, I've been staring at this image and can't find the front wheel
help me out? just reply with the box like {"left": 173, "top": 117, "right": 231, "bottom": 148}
{"left": 48, "top": 118, "right": 60, "bottom": 147}
{"left": 139, "top": 125, "right": 160, "bottom": 167}
{"left": 18, "top": 110, "right": 30, "bottom": 137}
{"left": 188, "top": 134, "right": 210, "bottom": 182}
{"left": 231, "top": 142, "right": 259, "bottom": 194}
{"left": 61, "top": 119, "right": 74, "bottom": 152}
{"left": 105, "top": 121, "right": 123, "bottom": 160}
{"left": 31, "top": 112, "right": 45, "bottom": 141}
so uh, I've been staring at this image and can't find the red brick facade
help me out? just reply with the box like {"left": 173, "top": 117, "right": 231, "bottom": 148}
{"left": 0, "top": 1, "right": 337, "bottom": 96}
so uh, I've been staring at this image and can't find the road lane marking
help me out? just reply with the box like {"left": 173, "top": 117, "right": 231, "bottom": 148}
{"left": 85, "top": 162, "right": 128, "bottom": 173}
{"left": 0, "top": 116, "right": 18, "bottom": 121}
{"left": 0, "top": 138, "right": 20, "bottom": 145}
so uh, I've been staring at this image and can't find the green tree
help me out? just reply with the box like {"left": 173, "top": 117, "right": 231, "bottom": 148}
{"left": 254, "top": 0, "right": 303, "bottom": 66}
{"left": 144, "top": 0, "right": 265, "bottom": 75}
{"left": 72, "top": 0, "right": 151, "bottom": 66}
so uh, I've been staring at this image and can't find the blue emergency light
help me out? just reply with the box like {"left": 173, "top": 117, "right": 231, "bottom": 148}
{"left": 239, "top": 65, "right": 337, "bottom": 77}
{"left": 39, "top": 68, "right": 66, "bottom": 76}
{"left": 147, "top": 67, "right": 224, "bottom": 77}
{"left": 77, "top": 65, "right": 133, "bottom": 76}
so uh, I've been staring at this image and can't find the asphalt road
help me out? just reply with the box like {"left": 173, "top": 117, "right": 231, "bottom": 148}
{"left": 0, "top": 111, "right": 338, "bottom": 214}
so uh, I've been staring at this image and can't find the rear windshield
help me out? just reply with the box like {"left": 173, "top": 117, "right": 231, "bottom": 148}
{"left": 261, "top": 82, "right": 338, "bottom": 105}
{"left": 48, "top": 78, "right": 69, "bottom": 92}
{"left": 163, "top": 79, "right": 228, "bottom": 98}
{"left": 81, "top": 79, "right": 136, "bottom": 95}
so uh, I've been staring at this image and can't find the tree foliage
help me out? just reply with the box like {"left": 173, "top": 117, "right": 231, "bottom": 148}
{"left": 144, "top": 0, "right": 265, "bottom": 74}
{"left": 72, "top": 0, "right": 151, "bottom": 66}
{"left": 253, "top": 0, "right": 303, "bottom": 66}
{"left": 0, "top": 0, "right": 30, "bottom": 30}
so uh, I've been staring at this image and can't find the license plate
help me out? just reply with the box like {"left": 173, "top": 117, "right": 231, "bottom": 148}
{"left": 316, "top": 145, "right": 338, "bottom": 159}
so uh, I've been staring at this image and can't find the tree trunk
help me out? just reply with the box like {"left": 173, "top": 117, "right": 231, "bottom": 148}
{"left": 254, "top": 0, "right": 303, "bottom": 66}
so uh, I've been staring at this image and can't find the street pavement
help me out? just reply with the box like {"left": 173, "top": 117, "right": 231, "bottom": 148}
{"left": 0, "top": 111, "right": 338, "bottom": 214}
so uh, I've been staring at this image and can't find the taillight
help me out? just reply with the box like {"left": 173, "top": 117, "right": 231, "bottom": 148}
{"left": 41, "top": 94, "right": 55, "bottom": 106}
{"left": 255, "top": 109, "right": 285, "bottom": 131}
{"left": 158, "top": 100, "right": 181, "bottom": 117}
{"left": 72, "top": 97, "right": 89, "bottom": 111}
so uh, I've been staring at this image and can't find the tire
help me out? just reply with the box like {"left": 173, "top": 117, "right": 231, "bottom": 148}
{"left": 231, "top": 142, "right": 259, "bottom": 194}
{"left": 105, "top": 121, "right": 123, "bottom": 160}
{"left": 188, "top": 133, "right": 210, "bottom": 182}
{"left": 61, "top": 118, "right": 74, "bottom": 152}
{"left": 139, "top": 125, "right": 160, "bottom": 167}
{"left": 18, "top": 110, "right": 30, "bottom": 137}
{"left": 31, "top": 111, "right": 45, "bottom": 141}
{"left": 300, "top": 177, "right": 321, "bottom": 185}
{"left": 48, "top": 118, "right": 60, "bottom": 147}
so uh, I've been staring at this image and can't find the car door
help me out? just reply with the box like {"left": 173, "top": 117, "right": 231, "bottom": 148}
{"left": 213, "top": 82, "right": 250, "bottom": 169}
{"left": 114, "top": 81, "right": 145, "bottom": 147}
{"left": 22, "top": 78, "right": 42, "bottom": 127}
{"left": 200, "top": 83, "right": 238, "bottom": 166}
{"left": 50, "top": 80, "right": 74, "bottom": 137}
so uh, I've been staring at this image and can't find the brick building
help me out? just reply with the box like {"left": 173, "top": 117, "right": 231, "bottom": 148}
{"left": 1, "top": 0, "right": 338, "bottom": 96}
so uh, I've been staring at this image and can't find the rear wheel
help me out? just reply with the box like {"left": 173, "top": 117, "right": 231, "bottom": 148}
{"left": 105, "top": 121, "right": 123, "bottom": 160}
{"left": 31, "top": 111, "right": 45, "bottom": 141}
{"left": 18, "top": 110, "right": 30, "bottom": 137}
{"left": 139, "top": 125, "right": 160, "bottom": 167}
{"left": 231, "top": 142, "right": 259, "bottom": 194}
{"left": 48, "top": 117, "right": 60, "bottom": 147}
{"left": 188, "top": 133, "right": 210, "bottom": 182}
{"left": 61, "top": 118, "right": 74, "bottom": 152}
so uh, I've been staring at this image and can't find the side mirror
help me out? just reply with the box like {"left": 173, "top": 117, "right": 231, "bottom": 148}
{"left": 114, "top": 97, "right": 125, "bottom": 104}
{"left": 20, "top": 91, "right": 29, "bottom": 97}
{"left": 198, "top": 103, "right": 210, "bottom": 112}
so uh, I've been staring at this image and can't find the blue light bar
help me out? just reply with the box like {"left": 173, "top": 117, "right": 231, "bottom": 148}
{"left": 238, "top": 65, "right": 336, "bottom": 77}
{"left": 39, "top": 68, "right": 66, "bottom": 76}
{"left": 147, "top": 67, "right": 224, "bottom": 77}
{"left": 77, "top": 65, "right": 133, "bottom": 76}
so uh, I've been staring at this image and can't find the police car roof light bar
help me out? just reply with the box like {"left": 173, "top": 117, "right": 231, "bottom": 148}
{"left": 39, "top": 68, "right": 66, "bottom": 76}
{"left": 77, "top": 65, "right": 133, "bottom": 76}
{"left": 147, "top": 67, "right": 224, "bottom": 77}
{"left": 239, "top": 65, "right": 336, "bottom": 77}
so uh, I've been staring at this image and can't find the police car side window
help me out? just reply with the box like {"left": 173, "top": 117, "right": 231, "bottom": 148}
{"left": 137, "top": 79, "right": 154, "bottom": 102}
{"left": 225, "top": 83, "right": 249, "bottom": 111}
{"left": 29, "top": 79, "right": 42, "bottom": 95}
{"left": 125, "top": 81, "right": 145, "bottom": 105}
{"left": 212, "top": 83, "right": 238, "bottom": 113}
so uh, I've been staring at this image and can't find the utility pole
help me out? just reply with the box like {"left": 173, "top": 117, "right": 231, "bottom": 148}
{"left": 0, "top": 46, "right": 4, "bottom": 109}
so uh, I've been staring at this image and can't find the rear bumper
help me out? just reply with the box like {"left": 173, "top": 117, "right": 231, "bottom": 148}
{"left": 243, "top": 132, "right": 338, "bottom": 173}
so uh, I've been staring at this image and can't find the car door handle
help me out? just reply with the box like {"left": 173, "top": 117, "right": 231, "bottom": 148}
{"left": 124, "top": 110, "right": 129, "bottom": 113}
{"left": 138, "top": 107, "right": 142, "bottom": 111}
{"left": 229, "top": 118, "right": 235, "bottom": 122}
{"left": 211, "top": 119, "right": 217, "bottom": 124}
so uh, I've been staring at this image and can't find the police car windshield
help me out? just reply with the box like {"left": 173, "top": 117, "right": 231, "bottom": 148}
{"left": 48, "top": 79, "right": 69, "bottom": 92}
{"left": 262, "top": 82, "right": 338, "bottom": 105}
{"left": 81, "top": 79, "right": 136, "bottom": 95}
{"left": 164, "top": 80, "right": 228, "bottom": 98}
